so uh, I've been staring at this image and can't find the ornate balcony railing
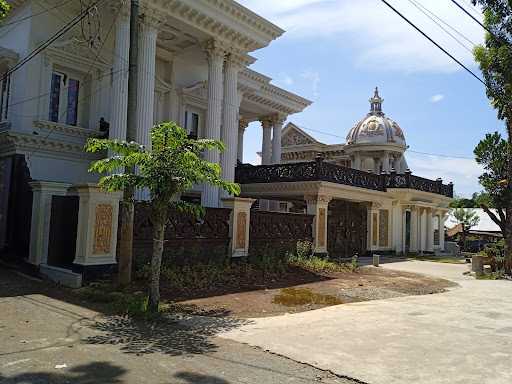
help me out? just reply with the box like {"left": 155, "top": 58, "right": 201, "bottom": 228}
{"left": 235, "top": 159, "right": 453, "bottom": 198}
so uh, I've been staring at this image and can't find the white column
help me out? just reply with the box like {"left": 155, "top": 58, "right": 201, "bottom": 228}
{"left": 238, "top": 118, "right": 248, "bottom": 163}
{"left": 352, "top": 153, "right": 362, "bottom": 170}
{"left": 440, "top": 212, "right": 447, "bottom": 251}
{"left": 272, "top": 115, "right": 285, "bottom": 164}
{"left": 201, "top": 41, "right": 225, "bottom": 207}
{"left": 109, "top": 11, "right": 130, "bottom": 140}
{"left": 220, "top": 55, "right": 241, "bottom": 201}
{"left": 261, "top": 118, "right": 272, "bottom": 165}
{"left": 427, "top": 208, "right": 434, "bottom": 252}
{"left": 393, "top": 203, "right": 403, "bottom": 254}
{"left": 168, "top": 59, "right": 180, "bottom": 123}
{"left": 382, "top": 151, "right": 391, "bottom": 173}
{"left": 134, "top": 19, "right": 158, "bottom": 201}
{"left": 420, "top": 208, "right": 427, "bottom": 253}
{"left": 410, "top": 207, "right": 418, "bottom": 252}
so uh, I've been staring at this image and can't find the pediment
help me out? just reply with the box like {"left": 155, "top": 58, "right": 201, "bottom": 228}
{"left": 282, "top": 123, "right": 318, "bottom": 146}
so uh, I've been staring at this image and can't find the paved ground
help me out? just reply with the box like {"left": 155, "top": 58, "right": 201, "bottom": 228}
{"left": 0, "top": 267, "right": 356, "bottom": 384}
{"left": 220, "top": 261, "right": 512, "bottom": 384}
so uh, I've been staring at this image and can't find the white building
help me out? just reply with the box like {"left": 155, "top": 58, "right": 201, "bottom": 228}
{"left": 0, "top": 0, "right": 453, "bottom": 285}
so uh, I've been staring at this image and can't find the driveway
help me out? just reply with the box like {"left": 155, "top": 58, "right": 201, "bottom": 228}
{"left": 0, "top": 267, "right": 358, "bottom": 384}
{"left": 220, "top": 261, "right": 512, "bottom": 384}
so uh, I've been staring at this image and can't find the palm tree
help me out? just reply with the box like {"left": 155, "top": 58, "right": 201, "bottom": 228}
{"left": 452, "top": 208, "right": 480, "bottom": 251}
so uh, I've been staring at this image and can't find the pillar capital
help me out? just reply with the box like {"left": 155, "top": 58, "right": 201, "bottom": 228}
{"left": 239, "top": 117, "right": 249, "bottom": 131}
{"left": 304, "top": 194, "right": 332, "bottom": 205}
{"left": 260, "top": 117, "right": 273, "bottom": 129}
{"left": 140, "top": 9, "right": 165, "bottom": 31}
{"left": 271, "top": 113, "right": 287, "bottom": 125}
{"left": 203, "top": 39, "right": 227, "bottom": 62}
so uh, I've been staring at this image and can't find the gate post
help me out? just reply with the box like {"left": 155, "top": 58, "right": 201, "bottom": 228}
{"left": 222, "top": 197, "right": 256, "bottom": 257}
{"left": 28, "top": 181, "right": 72, "bottom": 266}
{"left": 69, "top": 184, "right": 122, "bottom": 277}
{"left": 305, "top": 194, "right": 332, "bottom": 257}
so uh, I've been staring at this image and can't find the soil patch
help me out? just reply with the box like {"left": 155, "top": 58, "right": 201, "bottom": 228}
{"left": 175, "top": 266, "right": 458, "bottom": 318}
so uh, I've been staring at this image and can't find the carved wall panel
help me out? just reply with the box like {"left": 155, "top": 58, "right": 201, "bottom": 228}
{"left": 236, "top": 211, "right": 247, "bottom": 249}
{"left": 372, "top": 212, "right": 378, "bottom": 247}
{"left": 318, "top": 207, "right": 326, "bottom": 247}
{"left": 379, "top": 209, "right": 389, "bottom": 247}
{"left": 93, "top": 204, "right": 113, "bottom": 254}
{"left": 328, "top": 200, "right": 368, "bottom": 258}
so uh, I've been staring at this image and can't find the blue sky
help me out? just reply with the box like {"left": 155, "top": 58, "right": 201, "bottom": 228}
{"left": 237, "top": 0, "right": 506, "bottom": 197}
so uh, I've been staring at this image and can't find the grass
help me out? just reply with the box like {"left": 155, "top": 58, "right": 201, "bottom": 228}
{"left": 288, "top": 255, "right": 354, "bottom": 273}
{"left": 407, "top": 255, "right": 466, "bottom": 264}
{"left": 272, "top": 287, "right": 343, "bottom": 307}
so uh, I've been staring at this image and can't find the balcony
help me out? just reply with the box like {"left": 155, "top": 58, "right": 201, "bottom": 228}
{"left": 235, "top": 158, "right": 453, "bottom": 198}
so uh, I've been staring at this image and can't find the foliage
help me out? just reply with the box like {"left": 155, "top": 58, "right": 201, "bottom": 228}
{"left": 472, "top": 0, "right": 512, "bottom": 274}
{"left": 452, "top": 208, "right": 480, "bottom": 229}
{"left": 86, "top": 122, "right": 240, "bottom": 312}
{"left": 350, "top": 254, "right": 359, "bottom": 272}
{"left": 449, "top": 192, "right": 493, "bottom": 208}
{"left": 287, "top": 241, "right": 353, "bottom": 274}
{"left": 296, "top": 240, "right": 313, "bottom": 259}
{"left": 0, "top": 1, "right": 10, "bottom": 20}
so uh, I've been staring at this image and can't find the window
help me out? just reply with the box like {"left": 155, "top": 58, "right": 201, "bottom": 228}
{"left": 48, "top": 71, "right": 81, "bottom": 126}
{"left": 184, "top": 110, "right": 199, "bottom": 137}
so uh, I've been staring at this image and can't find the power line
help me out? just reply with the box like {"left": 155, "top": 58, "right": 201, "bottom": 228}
{"left": 380, "top": 0, "right": 485, "bottom": 85}
{"left": 0, "top": 0, "right": 75, "bottom": 28}
{"left": 295, "top": 125, "right": 475, "bottom": 160}
{"left": 1, "top": 0, "right": 104, "bottom": 84}
{"left": 408, "top": 0, "right": 477, "bottom": 50}
{"left": 450, "top": 0, "right": 496, "bottom": 38}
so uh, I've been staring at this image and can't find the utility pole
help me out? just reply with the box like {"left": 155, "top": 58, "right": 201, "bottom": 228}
{"left": 117, "top": 0, "right": 139, "bottom": 286}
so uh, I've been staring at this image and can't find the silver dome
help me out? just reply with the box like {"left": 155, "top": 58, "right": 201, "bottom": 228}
{"left": 346, "top": 88, "right": 406, "bottom": 147}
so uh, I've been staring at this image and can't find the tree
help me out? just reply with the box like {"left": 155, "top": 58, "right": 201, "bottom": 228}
{"left": 474, "top": 132, "right": 508, "bottom": 233}
{"left": 0, "top": 1, "right": 10, "bottom": 20}
{"left": 449, "top": 192, "right": 493, "bottom": 208}
{"left": 473, "top": 0, "right": 512, "bottom": 273}
{"left": 452, "top": 208, "right": 480, "bottom": 251}
{"left": 86, "top": 122, "right": 240, "bottom": 312}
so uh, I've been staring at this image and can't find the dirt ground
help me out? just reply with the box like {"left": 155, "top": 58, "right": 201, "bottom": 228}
{"left": 175, "top": 266, "right": 457, "bottom": 318}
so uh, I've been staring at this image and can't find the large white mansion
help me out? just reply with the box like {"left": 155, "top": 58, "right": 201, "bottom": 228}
{"left": 0, "top": 0, "right": 453, "bottom": 286}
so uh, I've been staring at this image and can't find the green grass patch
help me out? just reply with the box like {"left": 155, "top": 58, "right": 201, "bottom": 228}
{"left": 272, "top": 287, "right": 343, "bottom": 307}
{"left": 407, "top": 255, "right": 466, "bottom": 264}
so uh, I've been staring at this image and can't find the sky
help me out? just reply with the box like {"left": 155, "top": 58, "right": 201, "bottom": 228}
{"left": 236, "top": 0, "right": 506, "bottom": 197}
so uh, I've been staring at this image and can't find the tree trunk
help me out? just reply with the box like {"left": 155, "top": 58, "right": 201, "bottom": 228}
{"left": 148, "top": 213, "right": 165, "bottom": 313}
{"left": 117, "top": 199, "right": 134, "bottom": 286}
{"left": 461, "top": 225, "right": 467, "bottom": 252}
{"left": 506, "top": 120, "right": 512, "bottom": 274}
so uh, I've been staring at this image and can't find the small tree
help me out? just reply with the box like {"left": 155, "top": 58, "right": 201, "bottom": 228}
{"left": 452, "top": 208, "right": 480, "bottom": 251}
{"left": 86, "top": 122, "right": 240, "bottom": 312}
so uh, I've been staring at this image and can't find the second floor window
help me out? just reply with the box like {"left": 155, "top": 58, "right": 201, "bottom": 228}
{"left": 184, "top": 110, "right": 199, "bottom": 137}
{"left": 49, "top": 71, "right": 81, "bottom": 126}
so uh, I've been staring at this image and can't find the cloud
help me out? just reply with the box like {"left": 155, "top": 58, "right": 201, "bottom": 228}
{"left": 300, "top": 70, "right": 320, "bottom": 98}
{"left": 278, "top": 73, "right": 294, "bottom": 86}
{"left": 238, "top": 0, "right": 485, "bottom": 73}
{"left": 429, "top": 94, "right": 445, "bottom": 103}
{"left": 406, "top": 153, "right": 483, "bottom": 197}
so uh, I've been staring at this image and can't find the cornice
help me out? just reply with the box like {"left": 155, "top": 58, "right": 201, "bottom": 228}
{"left": 141, "top": 0, "right": 283, "bottom": 53}
{"left": 33, "top": 120, "right": 102, "bottom": 139}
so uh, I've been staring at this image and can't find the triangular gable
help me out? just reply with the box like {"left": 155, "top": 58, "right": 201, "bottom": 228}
{"left": 281, "top": 122, "right": 319, "bottom": 146}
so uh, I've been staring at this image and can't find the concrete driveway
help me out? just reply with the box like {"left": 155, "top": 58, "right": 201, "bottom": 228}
{"left": 220, "top": 261, "right": 512, "bottom": 384}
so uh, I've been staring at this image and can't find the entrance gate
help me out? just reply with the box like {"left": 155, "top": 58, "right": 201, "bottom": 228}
{"left": 327, "top": 200, "right": 368, "bottom": 258}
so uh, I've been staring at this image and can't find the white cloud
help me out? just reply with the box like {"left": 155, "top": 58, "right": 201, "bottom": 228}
{"left": 429, "top": 94, "right": 445, "bottom": 103}
{"left": 238, "top": 0, "right": 485, "bottom": 73}
{"left": 301, "top": 70, "right": 321, "bottom": 98}
{"left": 278, "top": 73, "right": 294, "bottom": 86}
{"left": 406, "top": 153, "right": 483, "bottom": 197}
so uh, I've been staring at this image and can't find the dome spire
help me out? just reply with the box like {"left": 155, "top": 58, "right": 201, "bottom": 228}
{"left": 369, "top": 86, "right": 384, "bottom": 115}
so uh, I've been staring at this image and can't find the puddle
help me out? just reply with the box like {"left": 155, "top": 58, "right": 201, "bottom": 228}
{"left": 272, "top": 288, "right": 343, "bottom": 307}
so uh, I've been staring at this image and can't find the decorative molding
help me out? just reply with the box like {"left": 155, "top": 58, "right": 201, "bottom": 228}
{"left": 33, "top": 120, "right": 101, "bottom": 139}
{"left": 93, "top": 204, "right": 114, "bottom": 255}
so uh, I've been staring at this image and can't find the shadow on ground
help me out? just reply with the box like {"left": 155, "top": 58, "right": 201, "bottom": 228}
{"left": 0, "top": 362, "right": 126, "bottom": 383}
{"left": 84, "top": 311, "right": 251, "bottom": 356}
{"left": 174, "top": 371, "right": 230, "bottom": 383}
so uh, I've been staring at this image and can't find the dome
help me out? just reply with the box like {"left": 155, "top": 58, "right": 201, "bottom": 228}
{"left": 346, "top": 88, "right": 406, "bottom": 147}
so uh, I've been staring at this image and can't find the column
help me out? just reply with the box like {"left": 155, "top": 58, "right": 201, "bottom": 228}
{"left": 427, "top": 208, "right": 434, "bottom": 252}
{"left": 237, "top": 118, "right": 249, "bottom": 163}
{"left": 168, "top": 59, "right": 180, "bottom": 123}
{"left": 135, "top": 18, "right": 158, "bottom": 201}
{"left": 352, "top": 153, "right": 362, "bottom": 170}
{"left": 410, "top": 207, "right": 418, "bottom": 252}
{"left": 420, "top": 208, "right": 427, "bottom": 253}
{"left": 439, "top": 212, "right": 447, "bottom": 251}
{"left": 382, "top": 151, "right": 391, "bottom": 173}
{"left": 28, "top": 181, "right": 71, "bottom": 266}
{"left": 272, "top": 115, "right": 285, "bottom": 164}
{"left": 220, "top": 54, "right": 242, "bottom": 201}
{"left": 136, "top": 20, "right": 158, "bottom": 148}
{"left": 305, "top": 194, "right": 331, "bottom": 256}
{"left": 109, "top": 9, "right": 130, "bottom": 140}
{"left": 369, "top": 206, "right": 379, "bottom": 251}
{"left": 260, "top": 117, "right": 272, "bottom": 165}
{"left": 392, "top": 203, "right": 403, "bottom": 254}
{"left": 201, "top": 40, "right": 225, "bottom": 207}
